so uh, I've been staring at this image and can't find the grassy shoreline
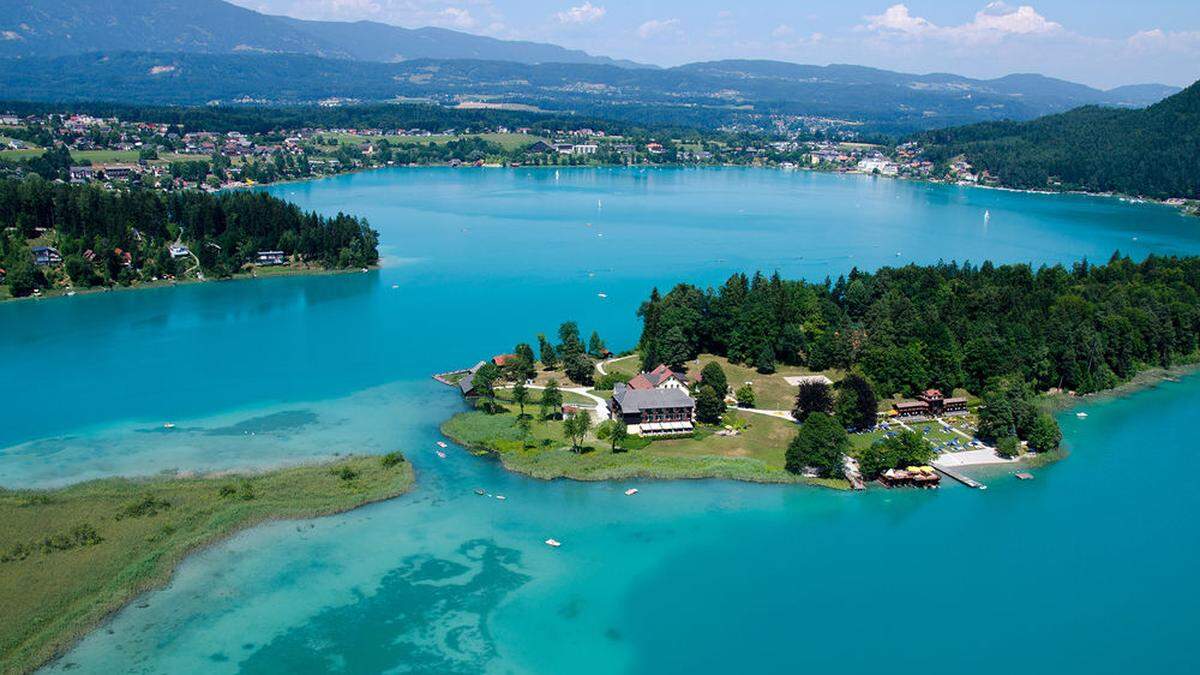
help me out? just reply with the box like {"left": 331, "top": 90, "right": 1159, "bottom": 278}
{"left": 439, "top": 410, "right": 850, "bottom": 489}
{"left": 0, "top": 455, "right": 414, "bottom": 674}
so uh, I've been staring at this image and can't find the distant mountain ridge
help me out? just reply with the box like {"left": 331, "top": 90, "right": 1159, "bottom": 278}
{"left": 915, "top": 81, "right": 1200, "bottom": 199}
{"left": 0, "top": 52, "right": 1180, "bottom": 134}
{"left": 0, "top": 0, "right": 642, "bottom": 67}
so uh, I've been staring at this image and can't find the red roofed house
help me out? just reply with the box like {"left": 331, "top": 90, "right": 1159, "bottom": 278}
{"left": 627, "top": 364, "right": 689, "bottom": 392}
{"left": 492, "top": 354, "right": 519, "bottom": 367}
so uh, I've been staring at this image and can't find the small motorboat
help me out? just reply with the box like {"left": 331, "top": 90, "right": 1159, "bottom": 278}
{"left": 1016, "top": 473, "right": 1035, "bottom": 480}
{"left": 436, "top": 441, "right": 448, "bottom": 448}
{"left": 624, "top": 488, "right": 638, "bottom": 496}
{"left": 597, "top": 292, "right": 607, "bottom": 299}
{"left": 475, "top": 488, "right": 486, "bottom": 495}
{"left": 391, "top": 284, "right": 399, "bottom": 289}
{"left": 436, "top": 450, "right": 447, "bottom": 459}
{"left": 495, "top": 495, "right": 506, "bottom": 500}
{"left": 163, "top": 423, "right": 175, "bottom": 429}
{"left": 1076, "top": 412, "right": 1088, "bottom": 419}
{"left": 545, "top": 539, "right": 562, "bottom": 548}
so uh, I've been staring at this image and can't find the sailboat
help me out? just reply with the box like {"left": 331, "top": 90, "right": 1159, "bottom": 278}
{"left": 984, "top": 209, "right": 991, "bottom": 224}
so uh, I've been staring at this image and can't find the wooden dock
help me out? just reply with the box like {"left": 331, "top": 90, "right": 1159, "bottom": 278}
{"left": 432, "top": 369, "right": 469, "bottom": 387}
{"left": 933, "top": 465, "right": 987, "bottom": 490}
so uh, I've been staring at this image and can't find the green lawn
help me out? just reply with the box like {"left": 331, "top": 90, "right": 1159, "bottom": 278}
{"left": 0, "top": 456, "right": 414, "bottom": 673}
{"left": 440, "top": 407, "right": 846, "bottom": 487}
{"left": 685, "top": 354, "right": 841, "bottom": 411}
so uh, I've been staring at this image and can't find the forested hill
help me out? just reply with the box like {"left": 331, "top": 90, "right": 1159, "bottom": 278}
{"left": 915, "top": 80, "right": 1200, "bottom": 200}
{"left": 636, "top": 258, "right": 1200, "bottom": 399}
{"left": 0, "top": 178, "right": 378, "bottom": 297}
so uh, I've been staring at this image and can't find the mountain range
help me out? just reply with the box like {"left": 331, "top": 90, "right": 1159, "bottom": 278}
{"left": 0, "top": 0, "right": 642, "bottom": 67}
{"left": 0, "top": 0, "right": 1184, "bottom": 133}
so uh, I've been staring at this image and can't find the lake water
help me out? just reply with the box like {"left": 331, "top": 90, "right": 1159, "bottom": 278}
{"left": 2, "top": 168, "right": 1199, "bottom": 673}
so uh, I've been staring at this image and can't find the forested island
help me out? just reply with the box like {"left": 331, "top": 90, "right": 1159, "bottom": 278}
{"left": 443, "top": 255, "right": 1200, "bottom": 486}
{"left": 0, "top": 177, "right": 378, "bottom": 299}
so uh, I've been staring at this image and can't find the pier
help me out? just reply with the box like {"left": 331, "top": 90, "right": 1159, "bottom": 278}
{"left": 933, "top": 464, "right": 987, "bottom": 490}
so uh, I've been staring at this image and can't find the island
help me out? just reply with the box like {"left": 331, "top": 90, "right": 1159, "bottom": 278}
{"left": 440, "top": 256, "right": 1200, "bottom": 488}
{"left": 0, "top": 454, "right": 413, "bottom": 673}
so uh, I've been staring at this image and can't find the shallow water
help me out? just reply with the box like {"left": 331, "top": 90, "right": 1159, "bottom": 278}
{"left": 2, "top": 168, "right": 1198, "bottom": 673}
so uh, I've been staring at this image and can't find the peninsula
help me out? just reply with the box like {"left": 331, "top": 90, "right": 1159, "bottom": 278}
{"left": 0, "top": 454, "right": 413, "bottom": 674}
{"left": 441, "top": 256, "right": 1200, "bottom": 487}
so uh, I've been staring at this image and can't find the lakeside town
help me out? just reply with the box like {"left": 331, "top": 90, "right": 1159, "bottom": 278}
{"left": 0, "top": 108, "right": 1133, "bottom": 194}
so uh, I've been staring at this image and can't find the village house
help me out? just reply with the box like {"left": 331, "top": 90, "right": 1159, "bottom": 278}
{"left": 892, "top": 389, "right": 968, "bottom": 420}
{"left": 168, "top": 244, "right": 191, "bottom": 259}
{"left": 627, "top": 364, "right": 690, "bottom": 391}
{"left": 31, "top": 246, "right": 62, "bottom": 267}
{"left": 254, "top": 250, "right": 286, "bottom": 266}
{"left": 609, "top": 382, "right": 696, "bottom": 436}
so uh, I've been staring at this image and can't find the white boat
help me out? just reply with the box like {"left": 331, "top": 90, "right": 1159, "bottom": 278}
{"left": 436, "top": 450, "right": 447, "bottom": 458}
{"left": 163, "top": 423, "right": 175, "bottom": 429}
{"left": 437, "top": 441, "right": 448, "bottom": 448}
{"left": 624, "top": 488, "right": 638, "bottom": 496}
{"left": 391, "top": 284, "right": 399, "bottom": 289}
{"left": 1076, "top": 412, "right": 1088, "bottom": 419}
{"left": 984, "top": 209, "right": 991, "bottom": 224}
{"left": 597, "top": 292, "right": 607, "bottom": 299}
{"left": 545, "top": 539, "right": 562, "bottom": 548}
{"left": 495, "top": 495, "right": 506, "bottom": 500}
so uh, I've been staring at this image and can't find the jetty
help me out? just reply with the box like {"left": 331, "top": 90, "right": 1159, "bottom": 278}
{"left": 933, "top": 464, "right": 987, "bottom": 490}
{"left": 432, "top": 369, "right": 470, "bottom": 387}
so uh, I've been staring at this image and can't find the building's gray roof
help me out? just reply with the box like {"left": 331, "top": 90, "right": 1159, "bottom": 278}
{"left": 612, "top": 383, "right": 694, "bottom": 413}
{"left": 459, "top": 361, "right": 487, "bottom": 395}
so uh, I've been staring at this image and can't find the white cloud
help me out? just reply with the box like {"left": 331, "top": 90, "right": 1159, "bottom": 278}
{"left": 1126, "top": 28, "right": 1200, "bottom": 55}
{"left": 637, "top": 18, "right": 681, "bottom": 40}
{"left": 863, "top": 3, "right": 1061, "bottom": 43}
{"left": 555, "top": 3, "right": 605, "bottom": 25}
{"left": 771, "top": 24, "right": 795, "bottom": 39}
{"left": 439, "top": 7, "right": 476, "bottom": 29}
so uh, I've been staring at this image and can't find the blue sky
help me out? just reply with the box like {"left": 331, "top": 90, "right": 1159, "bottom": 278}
{"left": 230, "top": 1, "right": 1200, "bottom": 88}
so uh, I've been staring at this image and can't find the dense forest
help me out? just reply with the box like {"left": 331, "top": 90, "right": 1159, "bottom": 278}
{"left": 636, "top": 256, "right": 1200, "bottom": 399}
{"left": 0, "top": 177, "right": 377, "bottom": 296}
{"left": 915, "top": 80, "right": 1200, "bottom": 199}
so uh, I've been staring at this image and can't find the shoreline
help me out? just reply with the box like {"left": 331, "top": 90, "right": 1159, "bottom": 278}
{"left": 0, "top": 264, "right": 376, "bottom": 305}
{"left": 1, "top": 456, "right": 415, "bottom": 674}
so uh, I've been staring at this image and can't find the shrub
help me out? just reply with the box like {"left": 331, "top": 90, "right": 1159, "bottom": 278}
{"left": 117, "top": 496, "right": 172, "bottom": 519}
{"left": 334, "top": 466, "right": 360, "bottom": 481}
{"left": 735, "top": 384, "right": 756, "bottom": 408}
{"left": 381, "top": 451, "right": 406, "bottom": 468}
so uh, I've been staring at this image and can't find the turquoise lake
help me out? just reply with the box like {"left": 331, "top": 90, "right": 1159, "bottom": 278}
{"left": 2, "top": 168, "right": 1199, "bottom": 673}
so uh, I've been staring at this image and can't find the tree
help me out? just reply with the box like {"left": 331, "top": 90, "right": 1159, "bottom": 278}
{"left": 977, "top": 390, "right": 1016, "bottom": 442}
{"left": 5, "top": 259, "right": 42, "bottom": 297}
{"left": 735, "top": 384, "right": 756, "bottom": 408}
{"left": 557, "top": 321, "right": 584, "bottom": 358}
{"left": 753, "top": 344, "right": 776, "bottom": 374}
{"left": 538, "top": 333, "right": 558, "bottom": 370}
{"left": 472, "top": 363, "right": 501, "bottom": 414}
{"left": 785, "top": 412, "right": 849, "bottom": 478}
{"left": 658, "top": 325, "right": 691, "bottom": 370}
{"left": 540, "top": 379, "right": 563, "bottom": 419}
{"left": 834, "top": 374, "right": 878, "bottom": 431}
{"left": 793, "top": 381, "right": 833, "bottom": 421}
{"left": 563, "top": 411, "right": 591, "bottom": 453}
{"left": 588, "top": 331, "right": 607, "bottom": 358}
{"left": 512, "top": 380, "right": 530, "bottom": 418}
{"left": 596, "top": 419, "right": 629, "bottom": 453}
{"left": 700, "top": 362, "right": 728, "bottom": 398}
{"left": 695, "top": 385, "right": 723, "bottom": 424}
{"left": 996, "top": 435, "right": 1022, "bottom": 459}
{"left": 1026, "top": 413, "right": 1062, "bottom": 452}
{"left": 515, "top": 342, "right": 536, "bottom": 367}
{"left": 564, "top": 352, "right": 595, "bottom": 386}
{"left": 516, "top": 414, "right": 533, "bottom": 449}
{"left": 858, "top": 430, "right": 935, "bottom": 479}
